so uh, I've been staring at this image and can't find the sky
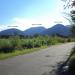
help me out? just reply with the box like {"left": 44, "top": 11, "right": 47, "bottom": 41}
{"left": 0, "top": 0, "right": 70, "bottom": 31}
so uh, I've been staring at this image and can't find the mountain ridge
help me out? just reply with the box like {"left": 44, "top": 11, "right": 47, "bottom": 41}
{"left": 0, "top": 28, "right": 24, "bottom": 36}
{"left": 0, "top": 24, "right": 72, "bottom": 37}
{"left": 24, "top": 26, "right": 46, "bottom": 35}
{"left": 41, "top": 24, "right": 71, "bottom": 36}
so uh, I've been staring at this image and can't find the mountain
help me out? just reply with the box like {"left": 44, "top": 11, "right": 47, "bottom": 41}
{"left": 24, "top": 27, "right": 46, "bottom": 36}
{"left": 41, "top": 24, "right": 71, "bottom": 37}
{"left": 0, "top": 28, "right": 24, "bottom": 36}
{"left": 0, "top": 24, "right": 72, "bottom": 37}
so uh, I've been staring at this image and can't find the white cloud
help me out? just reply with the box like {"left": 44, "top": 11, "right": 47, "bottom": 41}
{"left": 0, "top": 15, "right": 70, "bottom": 31}
{"left": 0, "top": 0, "right": 70, "bottom": 31}
{"left": 12, "top": 17, "right": 54, "bottom": 29}
{"left": 12, "top": 16, "right": 69, "bottom": 29}
{"left": 0, "top": 25, "right": 9, "bottom": 31}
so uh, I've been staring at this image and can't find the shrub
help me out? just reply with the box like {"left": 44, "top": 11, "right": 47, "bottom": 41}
{"left": 0, "top": 36, "right": 68, "bottom": 53}
{"left": 10, "top": 37, "right": 22, "bottom": 49}
{"left": 22, "top": 40, "right": 34, "bottom": 49}
{"left": 68, "top": 47, "right": 75, "bottom": 75}
{"left": 68, "top": 54, "right": 75, "bottom": 75}
{"left": 67, "top": 38, "right": 72, "bottom": 42}
{"left": 34, "top": 41, "right": 42, "bottom": 48}
{"left": 0, "top": 39, "right": 14, "bottom": 53}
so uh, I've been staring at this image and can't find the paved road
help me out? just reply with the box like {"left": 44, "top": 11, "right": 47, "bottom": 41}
{"left": 0, "top": 42, "right": 74, "bottom": 75}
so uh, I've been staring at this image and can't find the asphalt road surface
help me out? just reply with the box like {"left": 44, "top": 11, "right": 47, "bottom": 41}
{"left": 0, "top": 42, "right": 74, "bottom": 75}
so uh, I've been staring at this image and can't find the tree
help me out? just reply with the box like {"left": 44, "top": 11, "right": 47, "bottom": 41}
{"left": 62, "top": 0, "right": 75, "bottom": 9}
{"left": 62, "top": 0, "right": 75, "bottom": 36}
{"left": 61, "top": 1, "right": 75, "bottom": 75}
{"left": 70, "top": 10, "right": 75, "bottom": 36}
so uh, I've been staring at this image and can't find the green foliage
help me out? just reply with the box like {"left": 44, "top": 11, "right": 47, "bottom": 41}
{"left": 10, "top": 36, "right": 22, "bottom": 49}
{"left": 0, "top": 35, "right": 70, "bottom": 53}
{"left": 71, "top": 25, "right": 75, "bottom": 36}
{"left": 62, "top": 1, "right": 75, "bottom": 74}
{"left": 68, "top": 47, "right": 75, "bottom": 75}
{"left": 0, "top": 39, "right": 14, "bottom": 53}
{"left": 69, "top": 54, "right": 75, "bottom": 75}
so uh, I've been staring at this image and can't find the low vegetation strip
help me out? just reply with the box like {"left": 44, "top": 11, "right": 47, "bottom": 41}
{"left": 68, "top": 47, "right": 75, "bottom": 75}
{"left": 0, "top": 46, "right": 47, "bottom": 60}
{"left": 60, "top": 46, "right": 75, "bottom": 75}
{"left": 0, "top": 35, "right": 73, "bottom": 60}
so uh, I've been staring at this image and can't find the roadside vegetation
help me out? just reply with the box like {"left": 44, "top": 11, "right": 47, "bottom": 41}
{"left": 0, "top": 35, "right": 72, "bottom": 60}
{"left": 68, "top": 47, "right": 75, "bottom": 75}
{"left": 61, "top": 0, "right": 75, "bottom": 75}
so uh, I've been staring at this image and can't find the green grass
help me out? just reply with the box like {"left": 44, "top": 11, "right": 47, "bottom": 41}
{"left": 0, "top": 46, "right": 47, "bottom": 60}
{"left": 0, "top": 36, "right": 69, "bottom": 53}
{"left": 0, "top": 36, "right": 71, "bottom": 60}
{"left": 0, "top": 42, "right": 64, "bottom": 60}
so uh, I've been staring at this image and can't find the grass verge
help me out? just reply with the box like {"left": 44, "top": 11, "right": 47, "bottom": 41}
{"left": 0, "top": 42, "right": 66, "bottom": 60}
{"left": 0, "top": 46, "right": 47, "bottom": 60}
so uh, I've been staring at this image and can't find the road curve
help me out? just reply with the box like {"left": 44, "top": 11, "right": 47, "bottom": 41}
{"left": 0, "top": 42, "right": 74, "bottom": 75}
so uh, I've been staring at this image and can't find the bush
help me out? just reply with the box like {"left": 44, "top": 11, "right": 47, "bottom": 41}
{"left": 10, "top": 37, "right": 22, "bottom": 49}
{"left": 34, "top": 41, "right": 42, "bottom": 48}
{"left": 22, "top": 40, "right": 34, "bottom": 49}
{"left": 0, "top": 39, "right": 14, "bottom": 53}
{"left": 68, "top": 54, "right": 75, "bottom": 75}
{"left": 67, "top": 38, "right": 72, "bottom": 42}
{"left": 68, "top": 47, "right": 75, "bottom": 75}
{"left": 0, "top": 36, "right": 69, "bottom": 53}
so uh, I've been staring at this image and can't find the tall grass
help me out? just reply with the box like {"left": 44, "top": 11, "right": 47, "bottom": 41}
{"left": 0, "top": 35, "right": 69, "bottom": 53}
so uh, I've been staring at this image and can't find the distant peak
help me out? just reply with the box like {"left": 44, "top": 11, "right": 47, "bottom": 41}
{"left": 52, "top": 24, "right": 65, "bottom": 28}
{"left": 55, "top": 24, "right": 64, "bottom": 26}
{"left": 30, "top": 26, "right": 46, "bottom": 29}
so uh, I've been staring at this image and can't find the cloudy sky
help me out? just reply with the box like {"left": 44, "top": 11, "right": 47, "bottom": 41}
{"left": 0, "top": 0, "right": 69, "bottom": 31}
